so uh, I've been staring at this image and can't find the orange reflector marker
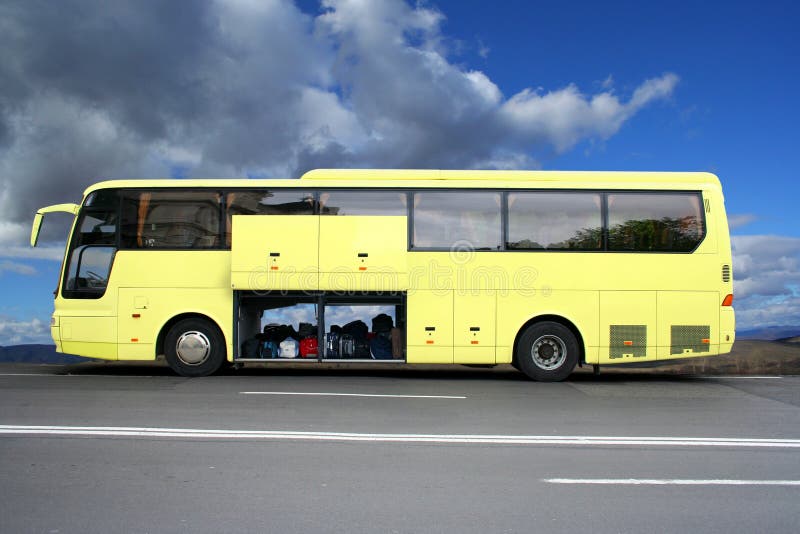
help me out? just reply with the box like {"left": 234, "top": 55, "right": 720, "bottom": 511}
{"left": 358, "top": 267, "right": 367, "bottom": 271}
{"left": 623, "top": 340, "right": 633, "bottom": 346}
{"left": 270, "top": 266, "right": 279, "bottom": 270}
{"left": 131, "top": 338, "right": 138, "bottom": 343}
{"left": 471, "top": 340, "right": 479, "bottom": 345}
{"left": 132, "top": 313, "right": 140, "bottom": 318}
{"left": 426, "top": 340, "right": 434, "bottom": 344}
{"left": 722, "top": 294, "right": 734, "bottom": 306}
{"left": 702, "top": 338, "right": 710, "bottom": 344}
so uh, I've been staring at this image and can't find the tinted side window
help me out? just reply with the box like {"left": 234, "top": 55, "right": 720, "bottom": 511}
{"left": 412, "top": 191, "right": 501, "bottom": 250}
{"left": 320, "top": 191, "right": 407, "bottom": 215}
{"left": 607, "top": 193, "right": 704, "bottom": 252}
{"left": 121, "top": 191, "right": 221, "bottom": 249}
{"left": 224, "top": 190, "right": 315, "bottom": 246}
{"left": 507, "top": 192, "right": 602, "bottom": 250}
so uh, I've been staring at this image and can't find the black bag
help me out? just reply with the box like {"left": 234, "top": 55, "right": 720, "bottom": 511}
{"left": 241, "top": 337, "right": 260, "bottom": 358}
{"left": 354, "top": 338, "right": 371, "bottom": 358}
{"left": 298, "top": 322, "right": 317, "bottom": 339}
{"left": 262, "top": 323, "right": 282, "bottom": 343}
{"left": 343, "top": 320, "right": 368, "bottom": 341}
{"left": 371, "top": 313, "right": 393, "bottom": 335}
{"left": 370, "top": 336, "right": 392, "bottom": 360}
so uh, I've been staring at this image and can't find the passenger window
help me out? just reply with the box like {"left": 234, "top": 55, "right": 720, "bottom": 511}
{"left": 225, "top": 190, "right": 315, "bottom": 246}
{"left": 412, "top": 191, "right": 501, "bottom": 250}
{"left": 320, "top": 191, "right": 407, "bottom": 215}
{"left": 607, "top": 193, "right": 704, "bottom": 252}
{"left": 507, "top": 192, "right": 602, "bottom": 250}
{"left": 121, "top": 191, "right": 221, "bottom": 249}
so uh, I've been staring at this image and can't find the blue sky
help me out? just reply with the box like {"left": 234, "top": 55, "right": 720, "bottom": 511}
{"left": 0, "top": 0, "right": 798, "bottom": 344}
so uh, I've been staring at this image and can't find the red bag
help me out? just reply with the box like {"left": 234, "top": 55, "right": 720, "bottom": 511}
{"left": 299, "top": 337, "right": 318, "bottom": 358}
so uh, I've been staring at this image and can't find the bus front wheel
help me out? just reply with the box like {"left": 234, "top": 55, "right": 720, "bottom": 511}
{"left": 516, "top": 321, "right": 578, "bottom": 382}
{"left": 164, "top": 318, "right": 226, "bottom": 377}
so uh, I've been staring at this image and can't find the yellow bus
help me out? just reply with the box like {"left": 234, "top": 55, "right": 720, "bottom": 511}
{"left": 30, "top": 169, "right": 735, "bottom": 380}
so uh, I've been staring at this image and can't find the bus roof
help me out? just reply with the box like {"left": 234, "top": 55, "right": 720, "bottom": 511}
{"left": 82, "top": 169, "right": 722, "bottom": 197}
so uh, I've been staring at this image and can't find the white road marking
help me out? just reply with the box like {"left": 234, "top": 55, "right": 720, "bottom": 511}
{"left": 240, "top": 391, "right": 466, "bottom": 399}
{"left": 544, "top": 478, "right": 800, "bottom": 486}
{"left": 706, "top": 376, "right": 783, "bottom": 379}
{"left": 1, "top": 426, "right": 800, "bottom": 447}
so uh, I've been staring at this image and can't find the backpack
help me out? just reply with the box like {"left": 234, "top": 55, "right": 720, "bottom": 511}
{"left": 354, "top": 338, "right": 371, "bottom": 358}
{"left": 370, "top": 336, "right": 393, "bottom": 360}
{"left": 261, "top": 340, "right": 279, "bottom": 359}
{"left": 278, "top": 337, "right": 298, "bottom": 358}
{"left": 299, "top": 337, "right": 318, "bottom": 358}
{"left": 372, "top": 313, "right": 393, "bottom": 336}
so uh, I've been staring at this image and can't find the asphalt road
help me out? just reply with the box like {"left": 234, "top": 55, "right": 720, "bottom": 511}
{"left": 1, "top": 363, "right": 799, "bottom": 533}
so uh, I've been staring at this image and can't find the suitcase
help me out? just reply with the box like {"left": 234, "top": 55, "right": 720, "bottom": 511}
{"left": 339, "top": 334, "right": 355, "bottom": 358}
{"left": 390, "top": 327, "right": 403, "bottom": 359}
{"left": 326, "top": 332, "right": 340, "bottom": 358}
{"left": 299, "top": 337, "right": 318, "bottom": 358}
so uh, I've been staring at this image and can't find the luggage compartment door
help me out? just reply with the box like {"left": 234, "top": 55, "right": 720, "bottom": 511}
{"left": 319, "top": 215, "right": 408, "bottom": 292}
{"left": 231, "top": 215, "right": 319, "bottom": 291}
{"left": 454, "top": 291, "right": 496, "bottom": 364}
{"left": 406, "top": 290, "right": 453, "bottom": 363}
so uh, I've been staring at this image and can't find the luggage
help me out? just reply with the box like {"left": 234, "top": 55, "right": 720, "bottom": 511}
{"left": 342, "top": 320, "right": 368, "bottom": 341}
{"left": 339, "top": 334, "right": 355, "bottom": 358}
{"left": 372, "top": 313, "right": 393, "bottom": 336}
{"left": 326, "top": 331, "right": 340, "bottom": 358}
{"left": 298, "top": 322, "right": 317, "bottom": 339}
{"left": 370, "top": 336, "right": 392, "bottom": 360}
{"left": 261, "top": 340, "right": 279, "bottom": 359}
{"left": 299, "top": 337, "right": 318, "bottom": 358}
{"left": 390, "top": 327, "right": 403, "bottom": 359}
{"left": 278, "top": 337, "right": 298, "bottom": 358}
{"left": 241, "top": 337, "right": 260, "bottom": 358}
{"left": 354, "top": 338, "right": 371, "bottom": 358}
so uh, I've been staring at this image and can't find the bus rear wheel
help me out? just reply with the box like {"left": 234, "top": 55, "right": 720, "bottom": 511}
{"left": 516, "top": 321, "right": 578, "bottom": 382}
{"left": 164, "top": 318, "right": 226, "bottom": 377}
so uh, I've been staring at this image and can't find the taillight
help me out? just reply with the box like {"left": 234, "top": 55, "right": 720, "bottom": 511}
{"left": 722, "top": 294, "right": 734, "bottom": 306}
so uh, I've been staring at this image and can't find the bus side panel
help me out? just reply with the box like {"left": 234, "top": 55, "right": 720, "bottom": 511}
{"left": 56, "top": 298, "right": 118, "bottom": 361}
{"left": 117, "top": 287, "right": 233, "bottom": 361}
{"left": 657, "top": 291, "right": 719, "bottom": 360}
{"left": 406, "top": 290, "right": 453, "bottom": 364}
{"left": 495, "top": 290, "right": 600, "bottom": 365}
{"left": 112, "top": 250, "right": 234, "bottom": 361}
{"left": 453, "top": 290, "right": 496, "bottom": 364}
{"left": 598, "top": 291, "right": 657, "bottom": 364}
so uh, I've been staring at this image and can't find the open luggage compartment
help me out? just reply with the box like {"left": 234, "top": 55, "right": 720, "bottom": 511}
{"left": 235, "top": 291, "right": 406, "bottom": 362}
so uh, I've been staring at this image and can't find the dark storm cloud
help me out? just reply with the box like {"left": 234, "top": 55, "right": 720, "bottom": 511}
{"left": 0, "top": 0, "right": 677, "bottom": 247}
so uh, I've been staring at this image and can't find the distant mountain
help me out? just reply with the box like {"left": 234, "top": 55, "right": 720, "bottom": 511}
{"left": 0, "top": 345, "right": 91, "bottom": 364}
{"left": 737, "top": 326, "right": 800, "bottom": 341}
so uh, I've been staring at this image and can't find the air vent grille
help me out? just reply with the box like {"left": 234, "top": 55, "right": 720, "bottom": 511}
{"left": 670, "top": 325, "right": 711, "bottom": 355}
{"left": 609, "top": 325, "right": 647, "bottom": 359}
{"left": 722, "top": 264, "right": 731, "bottom": 283}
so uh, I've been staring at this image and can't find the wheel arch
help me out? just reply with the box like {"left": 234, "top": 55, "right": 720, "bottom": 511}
{"left": 511, "top": 314, "right": 586, "bottom": 369}
{"left": 156, "top": 312, "right": 229, "bottom": 361}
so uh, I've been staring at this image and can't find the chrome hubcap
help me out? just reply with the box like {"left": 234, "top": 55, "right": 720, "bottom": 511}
{"left": 175, "top": 331, "right": 211, "bottom": 366}
{"left": 531, "top": 335, "right": 567, "bottom": 370}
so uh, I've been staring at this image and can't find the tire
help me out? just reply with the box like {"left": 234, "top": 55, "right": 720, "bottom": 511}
{"left": 516, "top": 321, "right": 579, "bottom": 382}
{"left": 164, "top": 318, "right": 226, "bottom": 377}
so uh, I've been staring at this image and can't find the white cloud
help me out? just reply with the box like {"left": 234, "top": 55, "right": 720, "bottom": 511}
{"left": 728, "top": 214, "right": 757, "bottom": 230}
{"left": 0, "top": 260, "right": 36, "bottom": 276}
{"left": 732, "top": 235, "right": 800, "bottom": 328}
{"left": 0, "top": 316, "right": 50, "bottom": 345}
